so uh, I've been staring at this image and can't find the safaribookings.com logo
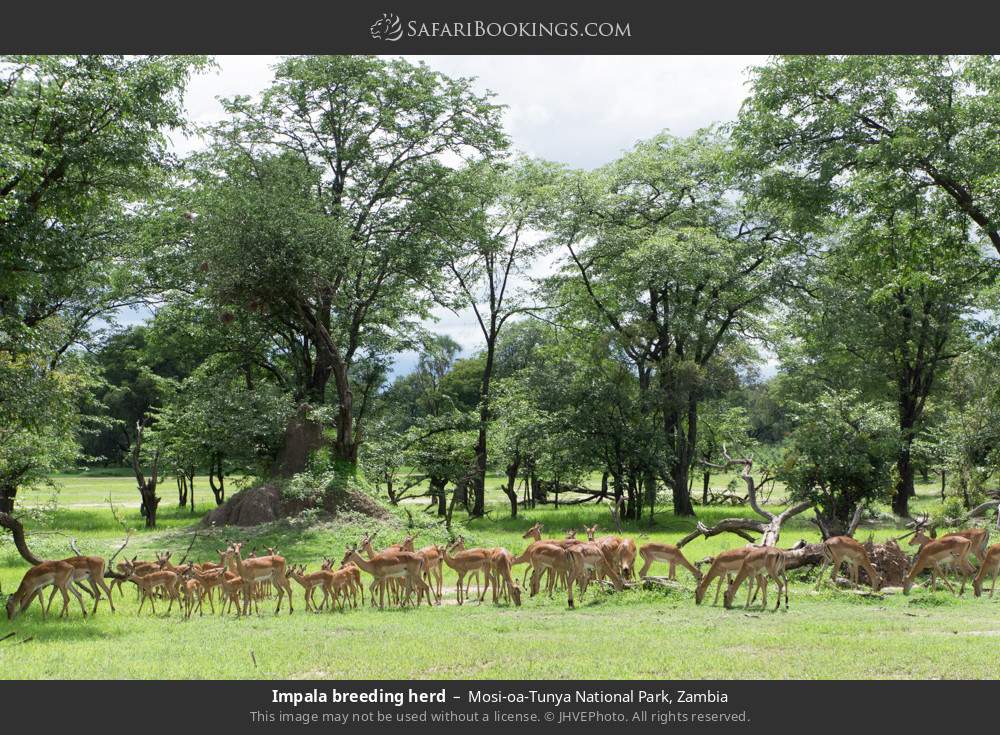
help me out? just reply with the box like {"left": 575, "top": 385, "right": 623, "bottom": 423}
{"left": 369, "top": 13, "right": 631, "bottom": 42}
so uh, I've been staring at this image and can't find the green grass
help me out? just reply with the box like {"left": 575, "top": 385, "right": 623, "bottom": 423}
{"left": 1, "top": 473, "right": 993, "bottom": 680}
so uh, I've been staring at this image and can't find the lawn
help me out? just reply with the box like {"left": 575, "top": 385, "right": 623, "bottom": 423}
{"left": 1, "top": 473, "right": 996, "bottom": 680}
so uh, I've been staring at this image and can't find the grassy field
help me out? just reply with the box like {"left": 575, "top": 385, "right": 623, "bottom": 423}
{"left": 2, "top": 472, "right": 996, "bottom": 680}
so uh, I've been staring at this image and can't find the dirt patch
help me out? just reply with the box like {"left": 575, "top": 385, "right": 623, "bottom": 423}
{"left": 203, "top": 483, "right": 389, "bottom": 528}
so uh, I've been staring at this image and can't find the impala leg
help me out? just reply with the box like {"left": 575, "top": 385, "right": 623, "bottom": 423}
{"left": 96, "top": 576, "right": 115, "bottom": 613}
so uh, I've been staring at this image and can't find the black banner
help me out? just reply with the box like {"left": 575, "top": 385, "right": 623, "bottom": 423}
{"left": 0, "top": 680, "right": 995, "bottom": 732}
{"left": 3, "top": 0, "right": 1000, "bottom": 53}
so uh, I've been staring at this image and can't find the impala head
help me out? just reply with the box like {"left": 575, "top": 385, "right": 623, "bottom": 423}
{"left": 510, "top": 581, "right": 522, "bottom": 606}
{"left": 908, "top": 529, "right": 935, "bottom": 548}
{"left": 321, "top": 557, "right": 333, "bottom": 571}
{"left": 522, "top": 523, "right": 543, "bottom": 540}
{"left": 585, "top": 525, "right": 598, "bottom": 541}
{"left": 565, "top": 529, "right": 578, "bottom": 540}
{"left": 341, "top": 546, "right": 358, "bottom": 566}
{"left": 448, "top": 536, "right": 466, "bottom": 552}
{"left": 401, "top": 532, "right": 418, "bottom": 551}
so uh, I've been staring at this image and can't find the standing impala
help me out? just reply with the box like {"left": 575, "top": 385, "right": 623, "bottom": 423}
{"left": 341, "top": 545, "right": 431, "bottom": 608}
{"left": 636, "top": 542, "right": 702, "bottom": 583}
{"left": 6, "top": 560, "right": 87, "bottom": 620}
{"left": 527, "top": 542, "right": 577, "bottom": 608}
{"left": 442, "top": 537, "right": 493, "bottom": 605}
{"left": 723, "top": 546, "right": 789, "bottom": 611}
{"left": 223, "top": 542, "right": 294, "bottom": 615}
{"left": 909, "top": 526, "right": 990, "bottom": 564}
{"left": 45, "top": 554, "right": 116, "bottom": 614}
{"left": 814, "top": 536, "right": 881, "bottom": 592}
{"left": 568, "top": 542, "right": 625, "bottom": 598}
{"left": 903, "top": 535, "right": 975, "bottom": 595}
{"left": 121, "top": 558, "right": 182, "bottom": 616}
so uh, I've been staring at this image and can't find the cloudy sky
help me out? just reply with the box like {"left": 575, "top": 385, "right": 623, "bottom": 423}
{"left": 167, "top": 55, "right": 768, "bottom": 373}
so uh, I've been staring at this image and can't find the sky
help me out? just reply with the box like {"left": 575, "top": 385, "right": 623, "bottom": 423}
{"left": 161, "top": 55, "right": 769, "bottom": 374}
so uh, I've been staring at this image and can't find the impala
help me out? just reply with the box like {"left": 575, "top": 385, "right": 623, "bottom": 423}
{"left": 568, "top": 542, "right": 624, "bottom": 599}
{"left": 813, "top": 536, "right": 881, "bottom": 592}
{"left": 442, "top": 537, "right": 493, "bottom": 605}
{"left": 695, "top": 547, "right": 762, "bottom": 606}
{"left": 341, "top": 545, "right": 431, "bottom": 608}
{"left": 325, "top": 557, "right": 365, "bottom": 608}
{"left": 902, "top": 535, "right": 975, "bottom": 595}
{"left": 527, "top": 543, "right": 577, "bottom": 608}
{"left": 46, "top": 554, "right": 116, "bottom": 614}
{"left": 514, "top": 523, "right": 581, "bottom": 588}
{"left": 486, "top": 547, "right": 521, "bottom": 606}
{"left": 223, "top": 542, "right": 294, "bottom": 615}
{"left": 909, "top": 526, "right": 990, "bottom": 564}
{"left": 121, "top": 558, "right": 182, "bottom": 615}
{"left": 6, "top": 560, "right": 87, "bottom": 620}
{"left": 288, "top": 565, "right": 332, "bottom": 612}
{"left": 723, "top": 546, "right": 789, "bottom": 611}
{"left": 973, "top": 544, "right": 1000, "bottom": 598}
{"left": 636, "top": 542, "right": 702, "bottom": 582}
{"left": 619, "top": 538, "right": 638, "bottom": 580}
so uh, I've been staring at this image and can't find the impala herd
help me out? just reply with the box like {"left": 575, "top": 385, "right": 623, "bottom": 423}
{"left": 4, "top": 520, "right": 999, "bottom": 621}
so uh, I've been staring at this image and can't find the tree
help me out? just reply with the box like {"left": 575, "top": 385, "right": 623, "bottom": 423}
{"left": 779, "top": 390, "right": 896, "bottom": 535}
{"left": 550, "top": 130, "right": 792, "bottom": 516}
{"left": 438, "top": 159, "right": 553, "bottom": 516}
{"left": 775, "top": 188, "right": 991, "bottom": 517}
{"left": 188, "top": 55, "right": 505, "bottom": 475}
{"left": 737, "top": 55, "right": 1000, "bottom": 257}
{"left": 0, "top": 55, "right": 205, "bottom": 544}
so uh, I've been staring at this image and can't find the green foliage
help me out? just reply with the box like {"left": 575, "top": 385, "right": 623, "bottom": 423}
{"left": 780, "top": 390, "right": 897, "bottom": 527}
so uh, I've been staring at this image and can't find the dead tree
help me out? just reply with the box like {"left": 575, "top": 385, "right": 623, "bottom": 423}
{"left": 677, "top": 448, "right": 811, "bottom": 549}
{"left": 131, "top": 420, "right": 161, "bottom": 528}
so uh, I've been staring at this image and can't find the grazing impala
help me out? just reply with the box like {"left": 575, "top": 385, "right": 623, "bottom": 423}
{"left": 619, "top": 538, "right": 638, "bottom": 580}
{"left": 6, "top": 560, "right": 87, "bottom": 620}
{"left": 723, "top": 546, "right": 789, "bottom": 611}
{"left": 903, "top": 535, "right": 975, "bottom": 595}
{"left": 341, "top": 545, "right": 431, "bottom": 608}
{"left": 814, "top": 536, "right": 881, "bottom": 592}
{"left": 568, "top": 542, "right": 625, "bottom": 598}
{"left": 636, "top": 542, "right": 702, "bottom": 583}
{"left": 223, "top": 542, "right": 294, "bottom": 615}
{"left": 973, "top": 544, "right": 1000, "bottom": 598}
{"left": 486, "top": 547, "right": 522, "bottom": 606}
{"left": 695, "top": 547, "right": 762, "bottom": 606}
{"left": 909, "top": 526, "right": 990, "bottom": 564}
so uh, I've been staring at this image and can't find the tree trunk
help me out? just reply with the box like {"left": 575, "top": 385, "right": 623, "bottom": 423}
{"left": 503, "top": 453, "right": 520, "bottom": 519}
{"left": 893, "top": 410, "right": 917, "bottom": 517}
{"left": 209, "top": 455, "right": 225, "bottom": 505}
{"left": 176, "top": 475, "right": 187, "bottom": 507}
{"left": 702, "top": 471, "right": 711, "bottom": 505}
{"left": 0, "top": 512, "right": 44, "bottom": 565}
{"left": 471, "top": 340, "right": 496, "bottom": 518}
{"left": 187, "top": 469, "right": 195, "bottom": 513}
{"left": 940, "top": 469, "right": 946, "bottom": 501}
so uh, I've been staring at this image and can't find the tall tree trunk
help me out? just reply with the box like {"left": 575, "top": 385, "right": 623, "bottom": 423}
{"left": 703, "top": 471, "right": 711, "bottom": 505}
{"left": 187, "top": 469, "right": 195, "bottom": 513}
{"left": 209, "top": 455, "right": 225, "bottom": 505}
{"left": 471, "top": 340, "right": 496, "bottom": 518}
{"left": 176, "top": 475, "right": 187, "bottom": 507}
{"left": 893, "top": 395, "right": 918, "bottom": 517}
{"left": 503, "top": 453, "right": 520, "bottom": 519}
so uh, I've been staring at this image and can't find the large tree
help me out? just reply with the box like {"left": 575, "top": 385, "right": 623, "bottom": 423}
{"left": 437, "top": 159, "right": 553, "bottom": 516}
{"left": 550, "top": 130, "right": 793, "bottom": 516}
{"left": 188, "top": 56, "right": 505, "bottom": 473}
{"left": 737, "top": 55, "right": 1000, "bottom": 256}
{"left": 0, "top": 55, "right": 205, "bottom": 548}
